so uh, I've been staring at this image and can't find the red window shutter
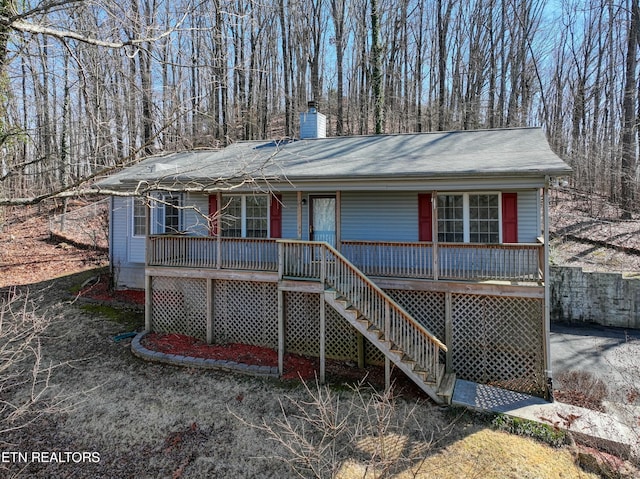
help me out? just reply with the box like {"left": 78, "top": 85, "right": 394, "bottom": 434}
{"left": 418, "top": 193, "right": 433, "bottom": 242}
{"left": 502, "top": 192, "right": 518, "bottom": 243}
{"left": 270, "top": 194, "right": 283, "bottom": 238}
{"left": 208, "top": 195, "right": 218, "bottom": 236}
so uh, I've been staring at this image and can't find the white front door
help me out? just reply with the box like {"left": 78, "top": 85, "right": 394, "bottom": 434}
{"left": 310, "top": 196, "right": 336, "bottom": 247}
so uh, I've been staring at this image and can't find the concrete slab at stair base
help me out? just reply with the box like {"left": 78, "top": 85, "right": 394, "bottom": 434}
{"left": 453, "top": 379, "right": 638, "bottom": 461}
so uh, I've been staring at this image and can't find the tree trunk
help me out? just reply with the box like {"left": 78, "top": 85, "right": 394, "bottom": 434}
{"left": 371, "top": 0, "right": 383, "bottom": 134}
{"left": 620, "top": 0, "right": 639, "bottom": 218}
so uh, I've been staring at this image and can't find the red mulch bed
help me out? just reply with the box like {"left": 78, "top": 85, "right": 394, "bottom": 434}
{"left": 78, "top": 274, "right": 145, "bottom": 305}
{"left": 141, "top": 332, "right": 425, "bottom": 397}
{"left": 141, "top": 332, "right": 317, "bottom": 380}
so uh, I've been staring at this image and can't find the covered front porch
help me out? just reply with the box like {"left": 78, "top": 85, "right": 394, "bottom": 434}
{"left": 147, "top": 235, "right": 545, "bottom": 284}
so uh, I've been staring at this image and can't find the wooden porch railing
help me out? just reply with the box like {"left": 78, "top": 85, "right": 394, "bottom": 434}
{"left": 148, "top": 235, "right": 278, "bottom": 271}
{"left": 341, "top": 240, "right": 542, "bottom": 282}
{"left": 340, "top": 241, "right": 433, "bottom": 278}
{"left": 148, "top": 235, "right": 543, "bottom": 282}
{"left": 280, "top": 240, "right": 447, "bottom": 385}
{"left": 437, "top": 242, "right": 542, "bottom": 281}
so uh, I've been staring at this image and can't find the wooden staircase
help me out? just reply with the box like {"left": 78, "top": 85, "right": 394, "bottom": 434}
{"left": 279, "top": 240, "right": 455, "bottom": 405}
{"left": 325, "top": 288, "right": 455, "bottom": 405}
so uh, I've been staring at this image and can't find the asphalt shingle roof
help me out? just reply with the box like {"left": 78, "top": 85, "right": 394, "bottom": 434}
{"left": 95, "top": 128, "right": 571, "bottom": 192}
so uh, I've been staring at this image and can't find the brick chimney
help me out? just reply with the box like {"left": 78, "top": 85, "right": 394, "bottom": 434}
{"left": 299, "top": 100, "right": 326, "bottom": 139}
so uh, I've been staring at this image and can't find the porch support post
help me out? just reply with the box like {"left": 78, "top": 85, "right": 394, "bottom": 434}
{"left": 319, "top": 296, "right": 326, "bottom": 384}
{"left": 385, "top": 358, "right": 391, "bottom": 392}
{"left": 357, "top": 333, "right": 365, "bottom": 369}
{"left": 144, "top": 198, "right": 152, "bottom": 333}
{"left": 432, "top": 191, "right": 439, "bottom": 281}
{"left": 336, "top": 190, "right": 342, "bottom": 250}
{"left": 444, "top": 291, "right": 453, "bottom": 372}
{"left": 206, "top": 278, "right": 214, "bottom": 344}
{"left": 145, "top": 274, "right": 152, "bottom": 333}
{"left": 278, "top": 288, "right": 286, "bottom": 377}
{"left": 543, "top": 179, "right": 552, "bottom": 398}
{"left": 319, "top": 243, "right": 326, "bottom": 383}
{"left": 216, "top": 192, "right": 222, "bottom": 269}
{"left": 297, "top": 191, "right": 303, "bottom": 239}
{"left": 384, "top": 301, "right": 391, "bottom": 391}
{"left": 278, "top": 241, "right": 286, "bottom": 376}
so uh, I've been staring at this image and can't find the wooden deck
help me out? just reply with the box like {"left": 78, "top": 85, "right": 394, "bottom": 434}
{"left": 147, "top": 235, "right": 544, "bottom": 284}
{"left": 144, "top": 237, "right": 549, "bottom": 400}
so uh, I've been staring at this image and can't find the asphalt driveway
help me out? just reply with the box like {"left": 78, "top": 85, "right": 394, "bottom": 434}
{"left": 551, "top": 322, "right": 640, "bottom": 400}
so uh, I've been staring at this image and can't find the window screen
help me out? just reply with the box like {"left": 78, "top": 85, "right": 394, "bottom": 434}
{"left": 469, "top": 194, "right": 499, "bottom": 243}
{"left": 437, "top": 194, "right": 464, "bottom": 242}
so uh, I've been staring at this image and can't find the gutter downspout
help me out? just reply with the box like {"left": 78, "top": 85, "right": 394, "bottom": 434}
{"left": 109, "top": 197, "right": 114, "bottom": 286}
{"left": 543, "top": 177, "right": 552, "bottom": 400}
{"left": 144, "top": 198, "right": 152, "bottom": 333}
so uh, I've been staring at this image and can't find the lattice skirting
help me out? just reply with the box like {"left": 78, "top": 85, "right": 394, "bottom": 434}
{"left": 451, "top": 294, "right": 545, "bottom": 396}
{"left": 150, "top": 275, "right": 545, "bottom": 396}
{"left": 385, "top": 290, "right": 446, "bottom": 340}
{"left": 284, "top": 292, "right": 384, "bottom": 364}
{"left": 152, "top": 276, "right": 208, "bottom": 339}
{"left": 213, "top": 280, "right": 278, "bottom": 348}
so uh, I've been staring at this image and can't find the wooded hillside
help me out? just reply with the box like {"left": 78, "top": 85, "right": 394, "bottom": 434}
{"left": 0, "top": 0, "right": 638, "bottom": 217}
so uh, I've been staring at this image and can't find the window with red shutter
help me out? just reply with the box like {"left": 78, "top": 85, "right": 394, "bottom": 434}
{"left": 418, "top": 193, "right": 433, "bottom": 241}
{"left": 501, "top": 192, "right": 518, "bottom": 243}
{"left": 270, "top": 194, "right": 283, "bottom": 238}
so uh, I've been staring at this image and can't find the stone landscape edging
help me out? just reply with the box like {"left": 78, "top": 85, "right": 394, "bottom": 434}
{"left": 130, "top": 332, "right": 279, "bottom": 378}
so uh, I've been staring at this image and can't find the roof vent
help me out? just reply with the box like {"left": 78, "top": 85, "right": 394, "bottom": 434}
{"left": 300, "top": 100, "right": 326, "bottom": 139}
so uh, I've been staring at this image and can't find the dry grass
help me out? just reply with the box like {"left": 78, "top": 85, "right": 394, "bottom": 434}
{"left": 0, "top": 271, "right": 605, "bottom": 478}
{"left": 338, "top": 429, "right": 598, "bottom": 478}
{"left": 401, "top": 429, "right": 597, "bottom": 479}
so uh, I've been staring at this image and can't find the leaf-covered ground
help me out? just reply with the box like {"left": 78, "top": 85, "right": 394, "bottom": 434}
{"left": 0, "top": 202, "right": 108, "bottom": 288}
{"left": 549, "top": 189, "right": 640, "bottom": 274}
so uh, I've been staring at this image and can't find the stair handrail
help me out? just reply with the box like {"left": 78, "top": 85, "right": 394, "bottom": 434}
{"left": 321, "top": 242, "right": 447, "bottom": 350}
{"left": 279, "top": 240, "right": 447, "bottom": 384}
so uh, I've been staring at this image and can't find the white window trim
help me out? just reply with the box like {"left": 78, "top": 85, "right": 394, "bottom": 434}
{"left": 221, "top": 194, "right": 270, "bottom": 238}
{"left": 437, "top": 191, "right": 503, "bottom": 244}
{"left": 146, "top": 193, "right": 183, "bottom": 235}
{"left": 131, "top": 197, "right": 147, "bottom": 238}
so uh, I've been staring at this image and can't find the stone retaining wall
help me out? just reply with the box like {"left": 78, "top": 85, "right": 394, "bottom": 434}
{"left": 550, "top": 266, "right": 640, "bottom": 329}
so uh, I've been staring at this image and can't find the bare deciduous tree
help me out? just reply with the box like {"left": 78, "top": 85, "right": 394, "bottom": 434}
{"left": 233, "top": 378, "right": 456, "bottom": 478}
{"left": 0, "top": 289, "right": 72, "bottom": 437}
{"left": 0, "top": 0, "right": 638, "bottom": 216}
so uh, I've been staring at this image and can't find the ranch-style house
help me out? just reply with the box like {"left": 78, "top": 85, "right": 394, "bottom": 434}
{"left": 96, "top": 106, "right": 571, "bottom": 404}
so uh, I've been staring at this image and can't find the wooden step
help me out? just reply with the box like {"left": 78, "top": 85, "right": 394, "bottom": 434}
{"left": 389, "top": 345, "right": 404, "bottom": 356}
{"left": 401, "top": 355, "right": 417, "bottom": 366}
{"left": 414, "top": 370, "right": 429, "bottom": 381}
{"left": 437, "top": 372, "right": 456, "bottom": 403}
{"left": 323, "top": 286, "right": 449, "bottom": 405}
{"left": 356, "top": 317, "right": 370, "bottom": 326}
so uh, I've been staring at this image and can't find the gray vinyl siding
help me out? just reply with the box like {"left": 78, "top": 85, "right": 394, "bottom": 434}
{"left": 110, "top": 196, "right": 145, "bottom": 289}
{"left": 341, "top": 191, "right": 418, "bottom": 242}
{"left": 517, "top": 190, "right": 540, "bottom": 243}
{"left": 111, "top": 197, "right": 129, "bottom": 266}
{"left": 281, "top": 192, "right": 301, "bottom": 239}
{"left": 184, "top": 193, "right": 210, "bottom": 236}
{"left": 339, "top": 190, "right": 539, "bottom": 244}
